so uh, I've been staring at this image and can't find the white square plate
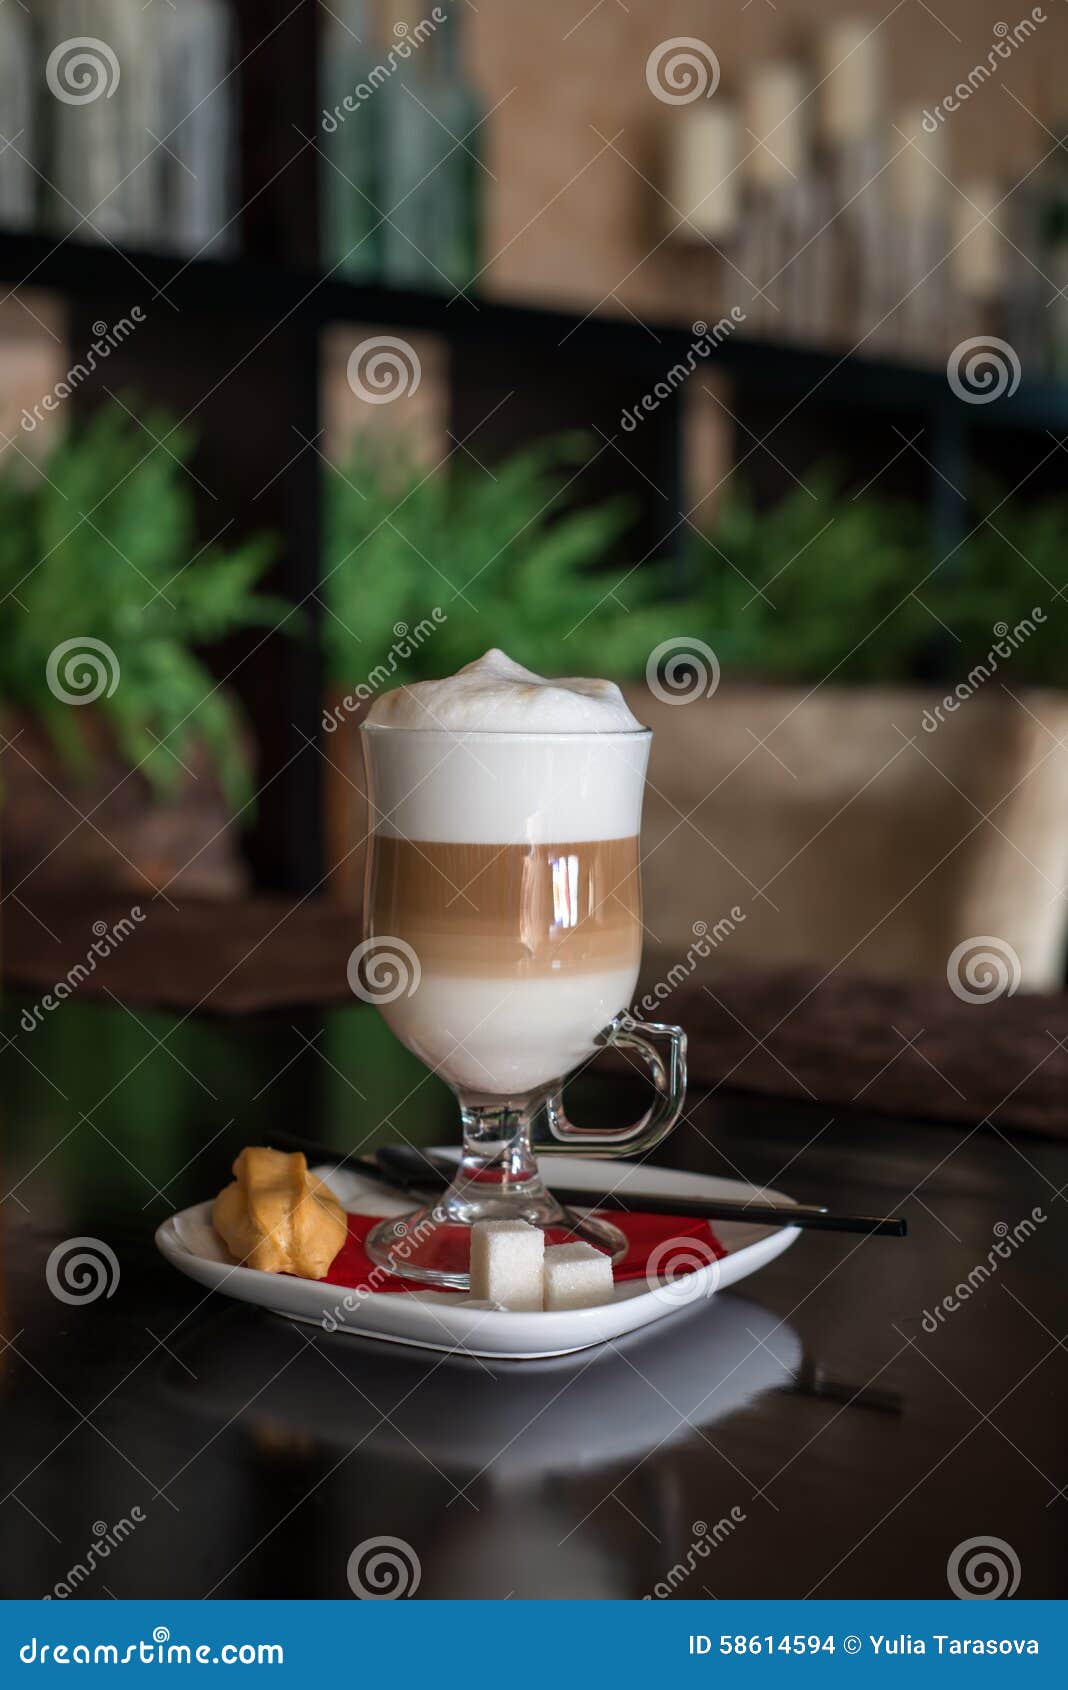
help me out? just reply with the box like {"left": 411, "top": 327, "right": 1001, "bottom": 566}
{"left": 155, "top": 1153, "right": 801, "bottom": 1360}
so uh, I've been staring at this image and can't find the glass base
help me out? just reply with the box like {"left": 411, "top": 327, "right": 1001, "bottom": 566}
{"left": 366, "top": 1089, "right": 630, "bottom": 1290}
{"left": 365, "top": 1186, "right": 626, "bottom": 1290}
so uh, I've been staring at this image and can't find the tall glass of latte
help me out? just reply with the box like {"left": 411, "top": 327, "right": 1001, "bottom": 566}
{"left": 359, "top": 650, "right": 687, "bottom": 1287}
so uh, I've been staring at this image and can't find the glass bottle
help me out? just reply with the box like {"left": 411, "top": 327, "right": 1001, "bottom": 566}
{"left": 320, "top": 0, "right": 384, "bottom": 280}
{"left": 378, "top": 1, "right": 482, "bottom": 292}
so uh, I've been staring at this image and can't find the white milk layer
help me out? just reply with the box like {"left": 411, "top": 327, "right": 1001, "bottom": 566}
{"left": 363, "top": 727, "right": 650, "bottom": 844}
{"left": 381, "top": 965, "right": 638, "bottom": 1094}
{"left": 365, "top": 648, "right": 644, "bottom": 733}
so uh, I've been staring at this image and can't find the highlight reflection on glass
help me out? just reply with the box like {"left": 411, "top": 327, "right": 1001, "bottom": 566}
{"left": 550, "top": 853, "right": 580, "bottom": 931}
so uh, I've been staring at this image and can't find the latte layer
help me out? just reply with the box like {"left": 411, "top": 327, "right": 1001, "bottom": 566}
{"left": 367, "top": 836, "right": 642, "bottom": 1093}
{"left": 367, "top": 836, "right": 641, "bottom": 976}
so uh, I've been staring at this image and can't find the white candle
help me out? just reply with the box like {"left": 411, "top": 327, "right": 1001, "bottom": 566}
{"left": 952, "top": 180, "right": 1008, "bottom": 297}
{"left": 667, "top": 99, "right": 741, "bottom": 240}
{"left": 890, "top": 106, "right": 949, "bottom": 218}
{"left": 819, "top": 17, "right": 886, "bottom": 143}
{"left": 743, "top": 61, "right": 808, "bottom": 188}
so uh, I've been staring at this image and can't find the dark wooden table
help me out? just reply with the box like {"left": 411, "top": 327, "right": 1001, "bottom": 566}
{"left": 1, "top": 992, "right": 1065, "bottom": 1599}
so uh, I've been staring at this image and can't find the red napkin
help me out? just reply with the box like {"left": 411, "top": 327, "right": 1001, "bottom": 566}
{"left": 321, "top": 1210, "right": 726, "bottom": 1295}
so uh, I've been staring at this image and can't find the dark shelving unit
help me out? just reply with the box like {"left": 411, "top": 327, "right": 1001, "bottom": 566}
{"left": 7, "top": 228, "right": 1068, "bottom": 433}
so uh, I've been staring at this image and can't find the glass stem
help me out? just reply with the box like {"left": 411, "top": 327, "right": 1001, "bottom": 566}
{"left": 456, "top": 1094, "right": 543, "bottom": 1194}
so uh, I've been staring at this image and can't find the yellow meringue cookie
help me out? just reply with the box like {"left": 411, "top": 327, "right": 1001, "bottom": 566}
{"left": 212, "top": 1147, "right": 347, "bottom": 1280}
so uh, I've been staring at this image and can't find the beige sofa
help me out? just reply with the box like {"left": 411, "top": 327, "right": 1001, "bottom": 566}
{"left": 625, "top": 683, "right": 1068, "bottom": 991}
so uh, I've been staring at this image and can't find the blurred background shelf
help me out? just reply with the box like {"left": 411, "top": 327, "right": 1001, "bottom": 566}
{"left": 4, "top": 215, "right": 1067, "bottom": 894}
{"left": 5, "top": 0, "right": 1068, "bottom": 931}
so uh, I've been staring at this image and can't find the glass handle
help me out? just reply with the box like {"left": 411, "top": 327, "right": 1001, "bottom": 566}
{"left": 534, "top": 1014, "right": 687, "bottom": 1157}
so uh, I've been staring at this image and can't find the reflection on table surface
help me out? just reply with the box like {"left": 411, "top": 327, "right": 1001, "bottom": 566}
{"left": 0, "top": 996, "right": 1066, "bottom": 1598}
{"left": 165, "top": 1292, "right": 805, "bottom": 1474}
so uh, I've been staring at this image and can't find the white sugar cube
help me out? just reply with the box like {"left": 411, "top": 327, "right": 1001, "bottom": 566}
{"left": 543, "top": 1241, "right": 614, "bottom": 1311}
{"left": 469, "top": 1219, "right": 544, "bottom": 1311}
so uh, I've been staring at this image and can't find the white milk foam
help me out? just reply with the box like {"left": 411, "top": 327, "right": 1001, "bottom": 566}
{"left": 365, "top": 648, "right": 644, "bottom": 733}
{"left": 363, "top": 650, "right": 649, "bottom": 845}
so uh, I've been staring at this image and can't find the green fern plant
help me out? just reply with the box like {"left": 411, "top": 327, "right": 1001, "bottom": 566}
{"left": 0, "top": 404, "right": 286, "bottom": 808}
{"left": 680, "top": 471, "right": 934, "bottom": 683}
{"left": 322, "top": 433, "right": 685, "bottom": 685}
{"left": 681, "top": 470, "right": 1068, "bottom": 687}
{"left": 324, "top": 442, "right": 1068, "bottom": 695}
{"left": 925, "top": 482, "right": 1067, "bottom": 683}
